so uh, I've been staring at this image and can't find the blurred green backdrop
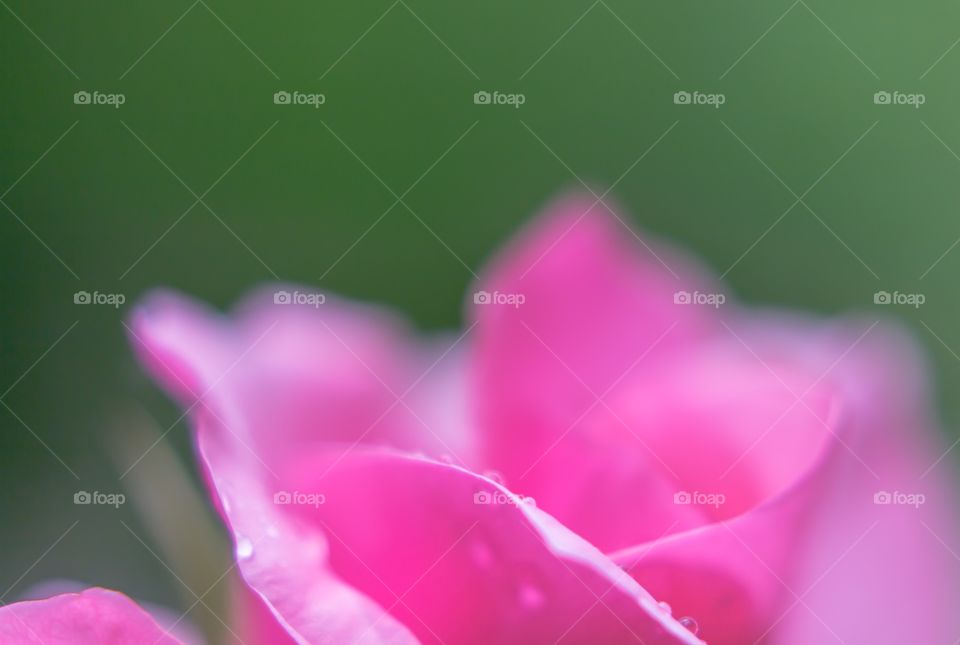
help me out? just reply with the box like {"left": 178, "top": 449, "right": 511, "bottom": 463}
{"left": 2, "top": 0, "right": 959, "bottom": 638}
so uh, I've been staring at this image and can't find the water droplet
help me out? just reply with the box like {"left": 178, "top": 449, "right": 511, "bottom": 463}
{"left": 518, "top": 583, "right": 545, "bottom": 609}
{"left": 658, "top": 601, "right": 672, "bottom": 615}
{"left": 678, "top": 616, "right": 698, "bottom": 635}
{"left": 236, "top": 536, "right": 254, "bottom": 559}
{"left": 439, "top": 454, "right": 456, "bottom": 465}
{"left": 483, "top": 470, "right": 505, "bottom": 486}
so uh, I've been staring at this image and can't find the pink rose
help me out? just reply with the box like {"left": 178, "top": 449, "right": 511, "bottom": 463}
{"left": 8, "top": 195, "right": 955, "bottom": 643}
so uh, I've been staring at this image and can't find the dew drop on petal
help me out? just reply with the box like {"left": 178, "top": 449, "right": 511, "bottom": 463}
{"left": 236, "top": 536, "right": 254, "bottom": 559}
{"left": 658, "top": 601, "right": 672, "bottom": 615}
{"left": 678, "top": 616, "right": 699, "bottom": 635}
{"left": 518, "top": 583, "right": 545, "bottom": 610}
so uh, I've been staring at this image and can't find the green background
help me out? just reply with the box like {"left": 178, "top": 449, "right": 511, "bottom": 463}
{"left": 2, "top": 1, "right": 959, "bottom": 640}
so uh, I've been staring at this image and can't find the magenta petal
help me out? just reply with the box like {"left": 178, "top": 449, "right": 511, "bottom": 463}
{"left": 613, "top": 317, "right": 960, "bottom": 644}
{"left": 128, "top": 287, "right": 468, "bottom": 475}
{"left": 470, "top": 194, "right": 717, "bottom": 462}
{"left": 468, "top": 195, "right": 723, "bottom": 550}
{"left": 146, "top": 394, "right": 699, "bottom": 644}
{"left": 197, "top": 413, "right": 421, "bottom": 644}
{"left": 738, "top": 316, "right": 960, "bottom": 644}
{"left": 0, "top": 588, "right": 181, "bottom": 644}
{"left": 129, "top": 290, "right": 425, "bottom": 643}
{"left": 277, "top": 448, "right": 704, "bottom": 644}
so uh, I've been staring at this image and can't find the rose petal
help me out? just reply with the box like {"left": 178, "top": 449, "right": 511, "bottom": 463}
{"left": 0, "top": 588, "right": 181, "bottom": 644}
{"left": 468, "top": 195, "right": 755, "bottom": 551}
{"left": 229, "top": 582, "right": 298, "bottom": 645}
{"left": 737, "top": 315, "right": 960, "bottom": 644}
{"left": 273, "top": 447, "right": 705, "bottom": 644}
{"left": 553, "top": 332, "right": 838, "bottom": 643}
{"left": 469, "top": 195, "right": 718, "bottom": 480}
{"left": 196, "top": 415, "right": 421, "bottom": 644}
{"left": 137, "top": 389, "right": 701, "bottom": 643}
{"left": 16, "top": 580, "right": 203, "bottom": 645}
{"left": 613, "top": 317, "right": 960, "bottom": 644}
{"left": 129, "top": 290, "right": 426, "bottom": 643}
{"left": 128, "top": 287, "right": 471, "bottom": 478}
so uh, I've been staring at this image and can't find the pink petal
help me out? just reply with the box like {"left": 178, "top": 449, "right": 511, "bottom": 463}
{"left": 467, "top": 195, "right": 726, "bottom": 550}
{"left": 548, "top": 329, "right": 838, "bottom": 643}
{"left": 469, "top": 193, "right": 717, "bottom": 456}
{"left": 228, "top": 581, "right": 298, "bottom": 645}
{"left": 0, "top": 588, "right": 181, "bottom": 644}
{"left": 16, "top": 580, "right": 203, "bottom": 645}
{"left": 736, "top": 315, "right": 960, "bottom": 644}
{"left": 612, "top": 317, "right": 960, "bottom": 644}
{"left": 128, "top": 287, "right": 471, "bottom": 477}
{"left": 130, "top": 290, "right": 426, "bottom": 643}
{"left": 199, "top": 414, "right": 422, "bottom": 644}
{"left": 259, "top": 445, "right": 704, "bottom": 644}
